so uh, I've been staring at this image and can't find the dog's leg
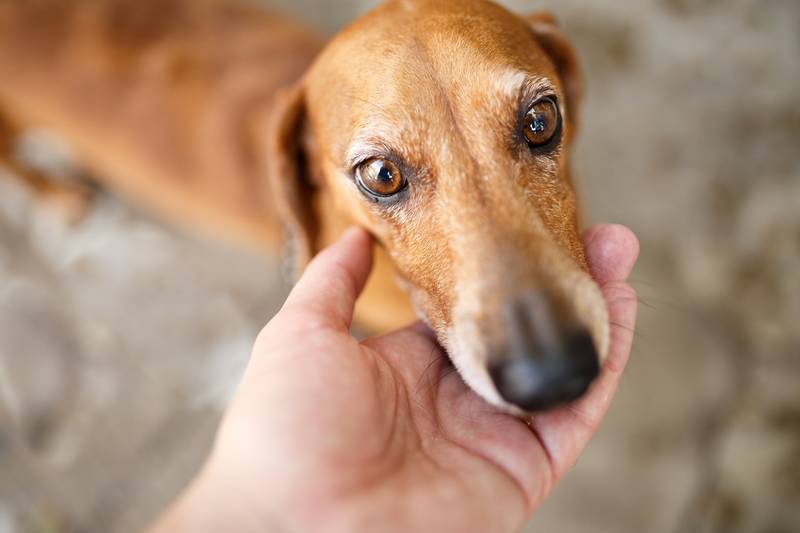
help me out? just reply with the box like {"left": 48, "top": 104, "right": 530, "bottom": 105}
{"left": 0, "top": 110, "right": 93, "bottom": 223}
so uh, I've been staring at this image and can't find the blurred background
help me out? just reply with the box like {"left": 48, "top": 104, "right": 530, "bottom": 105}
{"left": 1, "top": 0, "right": 798, "bottom": 532}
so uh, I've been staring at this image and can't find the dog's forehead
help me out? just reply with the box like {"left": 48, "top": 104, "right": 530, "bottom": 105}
{"left": 327, "top": 0, "right": 554, "bottom": 82}
{"left": 306, "top": 0, "right": 561, "bottom": 166}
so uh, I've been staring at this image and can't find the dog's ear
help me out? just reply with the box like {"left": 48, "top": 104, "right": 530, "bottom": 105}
{"left": 526, "top": 12, "right": 585, "bottom": 130}
{"left": 265, "top": 83, "right": 318, "bottom": 277}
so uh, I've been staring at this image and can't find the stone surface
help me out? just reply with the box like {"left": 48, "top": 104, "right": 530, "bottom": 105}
{"left": 0, "top": 0, "right": 798, "bottom": 532}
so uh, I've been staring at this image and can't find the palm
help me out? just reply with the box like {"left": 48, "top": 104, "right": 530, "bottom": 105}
{"left": 355, "top": 327, "right": 541, "bottom": 531}
{"left": 228, "top": 322, "right": 534, "bottom": 531}
{"left": 212, "top": 225, "right": 638, "bottom": 533}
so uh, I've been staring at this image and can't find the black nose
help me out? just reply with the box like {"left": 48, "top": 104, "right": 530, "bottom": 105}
{"left": 489, "top": 330, "right": 600, "bottom": 411}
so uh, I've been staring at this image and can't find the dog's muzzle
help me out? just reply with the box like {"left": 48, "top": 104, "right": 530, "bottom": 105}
{"left": 488, "top": 291, "right": 600, "bottom": 411}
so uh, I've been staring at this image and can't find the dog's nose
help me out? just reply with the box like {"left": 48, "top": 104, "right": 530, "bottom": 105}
{"left": 488, "top": 294, "right": 600, "bottom": 412}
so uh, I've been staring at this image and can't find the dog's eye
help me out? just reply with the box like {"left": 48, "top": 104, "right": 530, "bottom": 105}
{"left": 523, "top": 97, "right": 560, "bottom": 147}
{"left": 356, "top": 158, "right": 406, "bottom": 197}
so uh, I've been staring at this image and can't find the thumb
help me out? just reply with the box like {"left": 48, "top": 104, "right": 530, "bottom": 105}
{"left": 280, "top": 227, "right": 373, "bottom": 331}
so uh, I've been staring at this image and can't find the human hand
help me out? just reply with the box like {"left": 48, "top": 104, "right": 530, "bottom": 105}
{"left": 152, "top": 224, "right": 639, "bottom": 533}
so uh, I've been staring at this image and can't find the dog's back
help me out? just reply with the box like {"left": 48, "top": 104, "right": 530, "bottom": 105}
{"left": 0, "top": 0, "right": 321, "bottom": 248}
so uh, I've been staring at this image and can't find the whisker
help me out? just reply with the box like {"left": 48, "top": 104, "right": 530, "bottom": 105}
{"left": 627, "top": 278, "right": 662, "bottom": 288}
{"left": 341, "top": 89, "right": 388, "bottom": 115}
{"left": 628, "top": 279, "right": 687, "bottom": 312}
{"left": 609, "top": 320, "right": 636, "bottom": 334}
{"left": 414, "top": 347, "right": 448, "bottom": 393}
{"left": 416, "top": 357, "right": 460, "bottom": 397}
{"left": 636, "top": 296, "right": 659, "bottom": 310}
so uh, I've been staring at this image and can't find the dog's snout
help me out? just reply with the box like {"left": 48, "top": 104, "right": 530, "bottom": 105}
{"left": 488, "top": 293, "right": 600, "bottom": 412}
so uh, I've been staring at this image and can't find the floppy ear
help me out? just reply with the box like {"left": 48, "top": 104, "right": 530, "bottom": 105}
{"left": 265, "top": 84, "right": 318, "bottom": 277}
{"left": 526, "top": 12, "right": 585, "bottom": 130}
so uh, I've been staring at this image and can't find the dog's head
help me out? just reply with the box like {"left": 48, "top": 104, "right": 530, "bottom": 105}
{"left": 266, "top": 0, "right": 608, "bottom": 413}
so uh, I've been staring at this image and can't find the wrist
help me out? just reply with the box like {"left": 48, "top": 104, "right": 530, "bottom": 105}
{"left": 149, "top": 459, "right": 278, "bottom": 533}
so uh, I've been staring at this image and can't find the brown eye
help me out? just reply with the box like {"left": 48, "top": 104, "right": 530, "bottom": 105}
{"left": 356, "top": 158, "right": 406, "bottom": 198}
{"left": 523, "top": 97, "right": 560, "bottom": 147}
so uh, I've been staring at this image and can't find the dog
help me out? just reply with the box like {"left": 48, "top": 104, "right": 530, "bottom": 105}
{"left": 0, "top": 0, "right": 608, "bottom": 414}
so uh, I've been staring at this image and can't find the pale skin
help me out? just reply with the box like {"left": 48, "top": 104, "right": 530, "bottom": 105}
{"left": 151, "top": 224, "right": 639, "bottom": 533}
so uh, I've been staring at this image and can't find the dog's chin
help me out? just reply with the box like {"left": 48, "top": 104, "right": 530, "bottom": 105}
{"left": 402, "top": 282, "right": 512, "bottom": 411}
{"left": 443, "top": 322, "right": 526, "bottom": 416}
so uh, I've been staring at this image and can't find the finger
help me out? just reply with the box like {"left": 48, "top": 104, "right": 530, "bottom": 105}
{"left": 528, "top": 226, "right": 639, "bottom": 479}
{"left": 583, "top": 224, "right": 640, "bottom": 285}
{"left": 583, "top": 223, "right": 639, "bottom": 375}
{"left": 281, "top": 227, "right": 373, "bottom": 331}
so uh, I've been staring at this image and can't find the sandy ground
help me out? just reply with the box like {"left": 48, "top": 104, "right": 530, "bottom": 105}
{"left": 1, "top": 0, "right": 799, "bottom": 532}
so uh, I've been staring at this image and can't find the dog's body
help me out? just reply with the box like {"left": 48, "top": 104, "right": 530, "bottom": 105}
{"left": 0, "top": 0, "right": 608, "bottom": 413}
{"left": 0, "top": 0, "right": 418, "bottom": 332}
{"left": 0, "top": 0, "right": 317, "bottom": 248}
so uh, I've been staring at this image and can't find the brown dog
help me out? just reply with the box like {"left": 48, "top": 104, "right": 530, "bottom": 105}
{"left": 0, "top": 0, "right": 608, "bottom": 413}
